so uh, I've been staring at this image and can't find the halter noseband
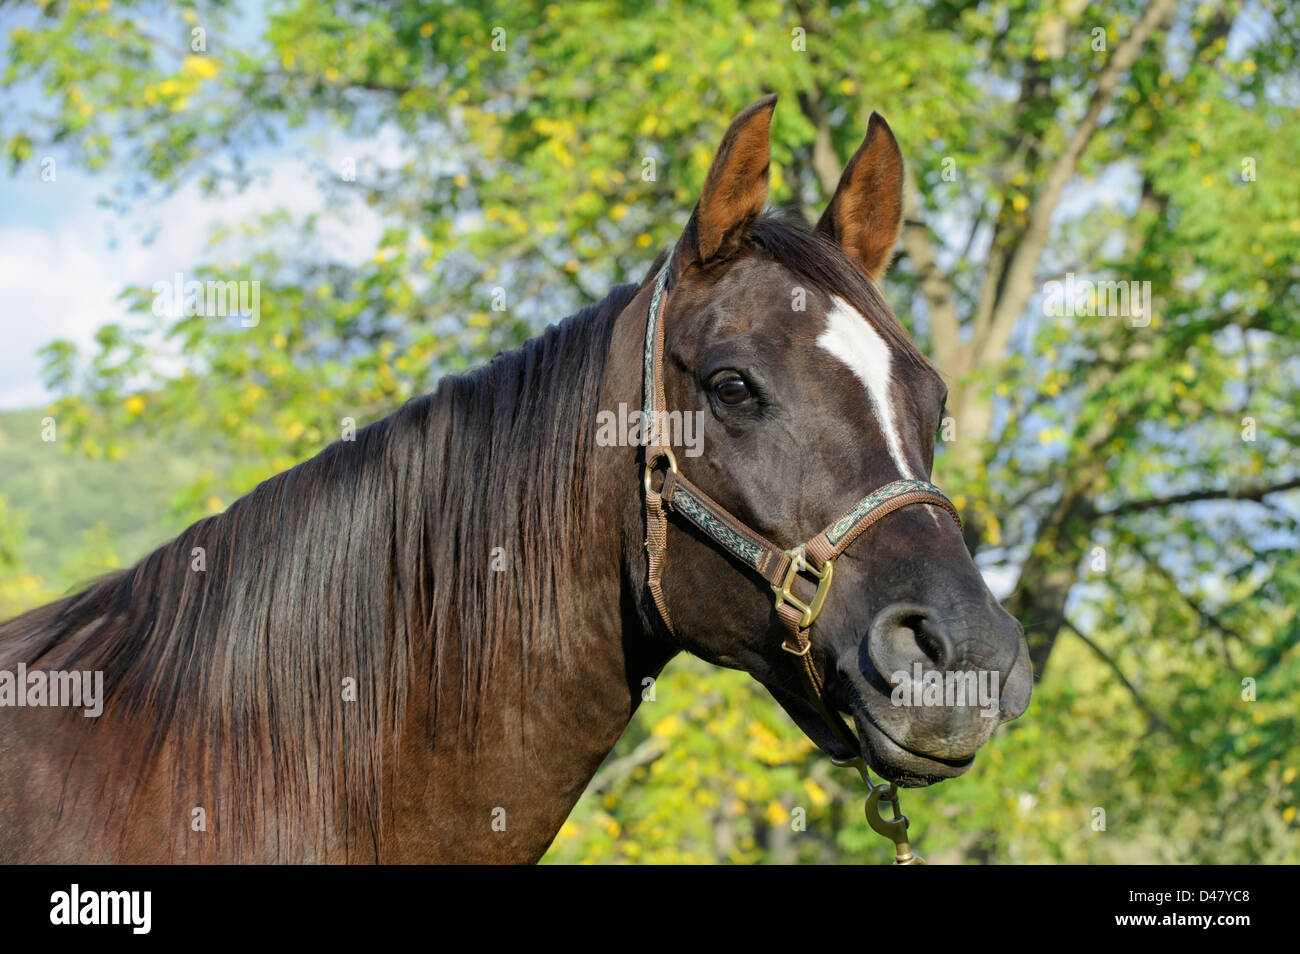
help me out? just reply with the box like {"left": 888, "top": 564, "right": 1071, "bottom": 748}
{"left": 639, "top": 255, "right": 962, "bottom": 864}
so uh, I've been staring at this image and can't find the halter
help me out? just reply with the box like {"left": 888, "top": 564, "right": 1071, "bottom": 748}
{"left": 640, "top": 255, "right": 963, "bottom": 864}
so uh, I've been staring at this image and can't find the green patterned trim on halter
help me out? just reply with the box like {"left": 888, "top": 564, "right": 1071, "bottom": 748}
{"left": 641, "top": 261, "right": 672, "bottom": 441}
{"left": 670, "top": 483, "right": 768, "bottom": 572}
{"left": 824, "top": 479, "right": 952, "bottom": 546}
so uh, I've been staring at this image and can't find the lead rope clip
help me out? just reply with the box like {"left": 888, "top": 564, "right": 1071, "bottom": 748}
{"left": 831, "top": 755, "right": 927, "bottom": 865}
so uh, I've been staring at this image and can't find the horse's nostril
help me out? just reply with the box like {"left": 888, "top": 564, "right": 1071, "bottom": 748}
{"left": 910, "top": 618, "right": 947, "bottom": 667}
{"left": 867, "top": 603, "right": 956, "bottom": 681}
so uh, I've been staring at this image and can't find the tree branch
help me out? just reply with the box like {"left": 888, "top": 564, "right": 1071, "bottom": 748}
{"left": 1097, "top": 477, "right": 1300, "bottom": 519}
{"left": 1128, "top": 539, "right": 1239, "bottom": 642}
{"left": 1063, "top": 616, "right": 1179, "bottom": 738}
{"left": 974, "top": 0, "right": 1178, "bottom": 371}
{"left": 794, "top": 89, "right": 842, "bottom": 198}
{"left": 902, "top": 165, "right": 966, "bottom": 375}
{"left": 791, "top": 0, "right": 842, "bottom": 199}
{"left": 584, "top": 736, "right": 668, "bottom": 797}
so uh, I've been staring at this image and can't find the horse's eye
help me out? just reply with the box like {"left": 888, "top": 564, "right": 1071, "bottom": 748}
{"left": 712, "top": 374, "right": 751, "bottom": 405}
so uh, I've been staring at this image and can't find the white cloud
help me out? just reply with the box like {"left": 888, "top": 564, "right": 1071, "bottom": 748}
{"left": 0, "top": 151, "right": 386, "bottom": 410}
{"left": 0, "top": 223, "right": 131, "bottom": 408}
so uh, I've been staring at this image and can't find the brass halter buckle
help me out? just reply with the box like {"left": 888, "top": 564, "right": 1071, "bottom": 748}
{"left": 772, "top": 546, "right": 834, "bottom": 638}
{"left": 643, "top": 445, "right": 678, "bottom": 497}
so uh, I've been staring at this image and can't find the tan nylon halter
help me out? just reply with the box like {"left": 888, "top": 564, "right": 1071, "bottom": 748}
{"left": 639, "top": 252, "right": 963, "bottom": 863}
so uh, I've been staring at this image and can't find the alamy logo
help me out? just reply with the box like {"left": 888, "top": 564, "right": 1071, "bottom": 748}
{"left": 152, "top": 271, "right": 261, "bottom": 327}
{"left": 595, "top": 402, "right": 704, "bottom": 457}
{"left": 890, "top": 663, "right": 1000, "bottom": 718}
{"left": 0, "top": 664, "right": 103, "bottom": 717}
{"left": 1043, "top": 272, "right": 1152, "bottom": 326}
{"left": 50, "top": 884, "right": 151, "bottom": 934}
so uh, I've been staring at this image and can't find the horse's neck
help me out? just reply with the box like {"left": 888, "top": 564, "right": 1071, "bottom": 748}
{"left": 390, "top": 292, "right": 676, "bottom": 862}
{"left": 394, "top": 606, "right": 656, "bottom": 861}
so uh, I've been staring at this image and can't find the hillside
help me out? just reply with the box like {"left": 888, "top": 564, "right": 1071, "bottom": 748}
{"left": 0, "top": 407, "right": 240, "bottom": 609}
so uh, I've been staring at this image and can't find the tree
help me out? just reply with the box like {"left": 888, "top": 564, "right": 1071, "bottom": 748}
{"left": 4, "top": 0, "right": 1296, "bottom": 862}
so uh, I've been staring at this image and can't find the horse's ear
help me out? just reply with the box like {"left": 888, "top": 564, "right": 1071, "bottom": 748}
{"left": 680, "top": 94, "right": 776, "bottom": 264}
{"left": 816, "top": 111, "right": 905, "bottom": 281}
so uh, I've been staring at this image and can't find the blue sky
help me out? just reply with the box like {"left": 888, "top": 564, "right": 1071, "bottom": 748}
{"left": 0, "top": 0, "right": 383, "bottom": 408}
{"left": 0, "top": 135, "right": 391, "bottom": 408}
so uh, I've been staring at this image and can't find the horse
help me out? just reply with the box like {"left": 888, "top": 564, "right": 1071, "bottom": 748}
{"left": 0, "top": 95, "right": 1031, "bottom": 863}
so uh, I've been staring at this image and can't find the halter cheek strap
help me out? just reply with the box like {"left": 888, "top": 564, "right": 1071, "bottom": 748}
{"left": 641, "top": 260, "right": 677, "bottom": 637}
{"left": 639, "top": 254, "right": 962, "bottom": 865}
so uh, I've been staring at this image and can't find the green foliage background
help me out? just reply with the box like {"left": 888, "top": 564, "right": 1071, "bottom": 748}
{"left": 1, "top": 0, "right": 1296, "bottom": 862}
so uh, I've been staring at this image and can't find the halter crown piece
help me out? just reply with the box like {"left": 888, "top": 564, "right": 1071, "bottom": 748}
{"left": 640, "top": 254, "right": 965, "bottom": 865}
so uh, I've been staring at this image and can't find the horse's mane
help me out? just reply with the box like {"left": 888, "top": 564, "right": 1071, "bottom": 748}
{"left": 0, "top": 280, "right": 640, "bottom": 857}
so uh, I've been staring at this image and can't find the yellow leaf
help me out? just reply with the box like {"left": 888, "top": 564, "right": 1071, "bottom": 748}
{"left": 802, "top": 778, "right": 829, "bottom": 809}
{"left": 182, "top": 55, "right": 220, "bottom": 81}
{"left": 985, "top": 517, "right": 1002, "bottom": 546}
{"left": 765, "top": 800, "right": 787, "bottom": 826}
{"left": 650, "top": 714, "right": 680, "bottom": 738}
